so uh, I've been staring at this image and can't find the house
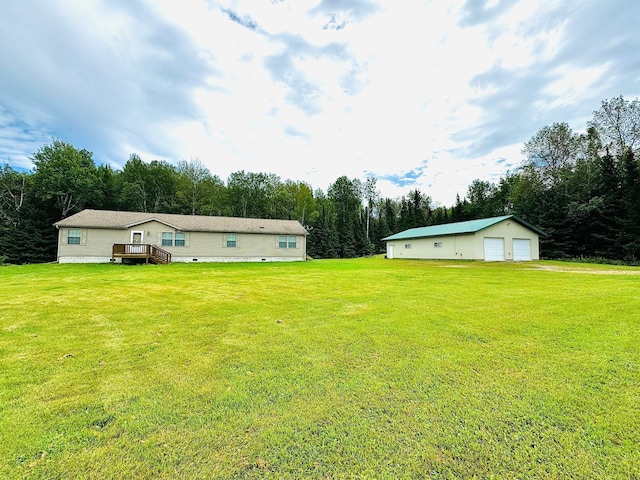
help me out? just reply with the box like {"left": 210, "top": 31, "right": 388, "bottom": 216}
{"left": 54, "top": 209, "right": 307, "bottom": 264}
{"left": 382, "top": 215, "right": 544, "bottom": 261}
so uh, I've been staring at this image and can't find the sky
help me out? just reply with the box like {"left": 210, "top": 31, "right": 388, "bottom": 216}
{"left": 1, "top": 0, "right": 639, "bottom": 206}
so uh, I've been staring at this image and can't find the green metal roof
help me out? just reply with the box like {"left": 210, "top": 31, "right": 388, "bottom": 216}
{"left": 382, "top": 215, "right": 545, "bottom": 241}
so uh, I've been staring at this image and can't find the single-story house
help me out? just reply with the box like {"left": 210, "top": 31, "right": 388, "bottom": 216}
{"left": 382, "top": 215, "right": 545, "bottom": 261}
{"left": 54, "top": 209, "right": 308, "bottom": 264}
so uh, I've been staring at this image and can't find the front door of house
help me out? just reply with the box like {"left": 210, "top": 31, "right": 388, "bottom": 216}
{"left": 131, "top": 231, "right": 144, "bottom": 253}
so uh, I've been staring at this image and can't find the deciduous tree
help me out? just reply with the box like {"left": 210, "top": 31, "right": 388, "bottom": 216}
{"left": 120, "top": 155, "right": 178, "bottom": 212}
{"left": 522, "top": 122, "right": 581, "bottom": 187}
{"left": 227, "top": 171, "right": 280, "bottom": 218}
{"left": 0, "top": 165, "right": 27, "bottom": 227}
{"left": 176, "top": 158, "right": 217, "bottom": 215}
{"left": 589, "top": 95, "right": 640, "bottom": 156}
{"left": 31, "top": 139, "right": 100, "bottom": 218}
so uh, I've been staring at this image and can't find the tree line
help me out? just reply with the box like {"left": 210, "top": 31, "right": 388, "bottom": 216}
{"left": 451, "top": 95, "right": 640, "bottom": 262}
{"left": 1, "top": 95, "right": 639, "bottom": 264}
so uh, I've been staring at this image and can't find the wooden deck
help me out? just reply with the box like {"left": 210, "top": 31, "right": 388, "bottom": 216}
{"left": 111, "top": 244, "right": 171, "bottom": 264}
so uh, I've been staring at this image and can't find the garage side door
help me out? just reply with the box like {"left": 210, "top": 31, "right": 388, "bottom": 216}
{"left": 513, "top": 238, "right": 531, "bottom": 261}
{"left": 484, "top": 237, "right": 505, "bottom": 261}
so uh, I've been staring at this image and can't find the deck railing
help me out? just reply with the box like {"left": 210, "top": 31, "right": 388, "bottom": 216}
{"left": 111, "top": 244, "right": 171, "bottom": 264}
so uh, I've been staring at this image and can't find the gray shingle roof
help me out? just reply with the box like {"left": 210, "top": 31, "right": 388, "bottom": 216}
{"left": 54, "top": 209, "right": 308, "bottom": 235}
{"left": 382, "top": 215, "right": 545, "bottom": 241}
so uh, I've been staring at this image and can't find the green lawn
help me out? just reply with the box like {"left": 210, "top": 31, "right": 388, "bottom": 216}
{"left": 1, "top": 258, "right": 639, "bottom": 479}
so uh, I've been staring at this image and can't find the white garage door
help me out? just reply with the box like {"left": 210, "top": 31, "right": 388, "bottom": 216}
{"left": 484, "top": 237, "right": 505, "bottom": 261}
{"left": 513, "top": 238, "right": 531, "bottom": 261}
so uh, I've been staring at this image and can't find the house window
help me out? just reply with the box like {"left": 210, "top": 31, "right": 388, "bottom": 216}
{"left": 67, "top": 228, "right": 81, "bottom": 245}
{"left": 68, "top": 229, "right": 81, "bottom": 245}
{"left": 175, "top": 232, "right": 185, "bottom": 247}
{"left": 226, "top": 234, "right": 237, "bottom": 248}
{"left": 279, "top": 236, "right": 297, "bottom": 248}
{"left": 434, "top": 242, "right": 443, "bottom": 248}
{"left": 162, "top": 232, "right": 173, "bottom": 246}
{"left": 404, "top": 243, "right": 412, "bottom": 249}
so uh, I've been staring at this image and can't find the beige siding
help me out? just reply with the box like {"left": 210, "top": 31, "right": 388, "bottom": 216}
{"left": 169, "top": 231, "right": 305, "bottom": 261}
{"left": 57, "top": 221, "right": 306, "bottom": 263}
{"left": 386, "top": 234, "right": 476, "bottom": 260}
{"left": 475, "top": 220, "right": 539, "bottom": 260}
{"left": 58, "top": 227, "right": 131, "bottom": 261}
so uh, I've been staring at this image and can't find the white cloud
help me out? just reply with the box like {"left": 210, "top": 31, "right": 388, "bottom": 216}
{"left": 0, "top": 0, "right": 639, "bottom": 206}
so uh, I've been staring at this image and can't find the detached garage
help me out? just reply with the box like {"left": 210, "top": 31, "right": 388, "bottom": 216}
{"left": 383, "top": 215, "right": 544, "bottom": 261}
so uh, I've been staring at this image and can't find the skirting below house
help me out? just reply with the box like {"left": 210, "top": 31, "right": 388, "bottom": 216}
{"left": 58, "top": 256, "right": 305, "bottom": 264}
{"left": 171, "top": 256, "right": 305, "bottom": 263}
{"left": 58, "top": 256, "right": 113, "bottom": 264}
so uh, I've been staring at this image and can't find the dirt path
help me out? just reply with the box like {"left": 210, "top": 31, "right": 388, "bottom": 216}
{"left": 530, "top": 264, "right": 640, "bottom": 275}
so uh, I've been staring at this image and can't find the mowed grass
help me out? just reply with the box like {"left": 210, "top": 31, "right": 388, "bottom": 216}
{"left": 1, "top": 258, "right": 639, "bottom": 479}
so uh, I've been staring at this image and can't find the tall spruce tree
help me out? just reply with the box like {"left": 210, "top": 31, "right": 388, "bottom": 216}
{"left": 328, "top": 176, "right": 371, "bottom": 257}
{"left": 590, "top": 149, "right": 623, "bottom": 258}
{"left": 307, "top": 190, "right": 338, "bottom": 258}
{"left": 619, "top": 148, "right": 640, "bottom": 260}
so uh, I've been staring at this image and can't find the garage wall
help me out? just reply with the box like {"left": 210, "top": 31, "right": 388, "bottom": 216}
{"left": 474, "top": 220, "right": 539, "bottom": 260}
{"left": 385, "top": 234, "right": 476, "bottom": 260}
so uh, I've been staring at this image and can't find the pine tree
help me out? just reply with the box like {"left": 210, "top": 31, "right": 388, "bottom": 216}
{"left": 619, "top": 148, "right": 640, "bottom": 260}
{"left": 591, "top": 149, "right": 623, "bottom": 259}
{"left": 307, "top": 191, "right": 338, "bottom": 259}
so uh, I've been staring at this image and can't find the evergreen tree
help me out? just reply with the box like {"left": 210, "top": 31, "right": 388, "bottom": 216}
{"left": 398, "top": 196, "right": 410, "bottom": 231}
{"left": 383, "top": 198, "right": 398, "bottom": 234}
{"left": 590, "top": 150, "right": 623, "bottom": 258}
{"left": 431, "top": 206, "right": 449, "bottom": 225}
{"left": 619, "top": 148, "right": 640, "bottom": 260}
{"left": 307, "top": 190, "right": 338, "bottom": 258}
{"left": 370, "top": 197, "right": 397, "bottom": 253}
{"left": 450, "top": 194, "right": 468, "bottom": 222}
{"left": 328, "top": 176, "right": 371, "bottom": 257}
